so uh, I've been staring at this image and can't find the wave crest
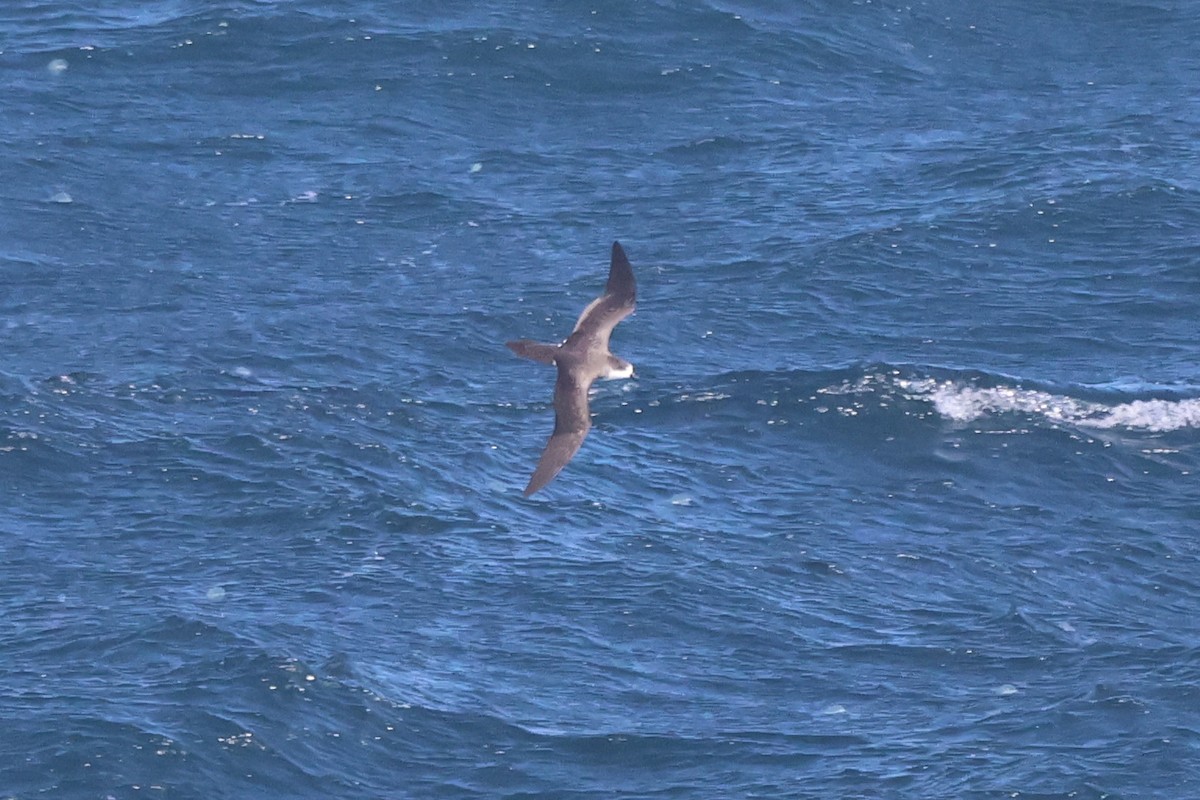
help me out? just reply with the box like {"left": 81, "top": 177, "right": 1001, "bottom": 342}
{"left": 898, "top": 377, "right": 1200, "bottom": 433}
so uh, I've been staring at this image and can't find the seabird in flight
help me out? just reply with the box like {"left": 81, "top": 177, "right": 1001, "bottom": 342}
{"left": 507, "top": 241, "right": 638, "bottom": 496}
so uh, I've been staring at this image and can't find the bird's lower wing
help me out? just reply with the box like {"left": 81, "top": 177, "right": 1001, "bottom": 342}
{"left": 523, "top": 426, "right": 590, "bottom": 496}
{"left": 523, "top": 366, "right": 594, "bottom": 496}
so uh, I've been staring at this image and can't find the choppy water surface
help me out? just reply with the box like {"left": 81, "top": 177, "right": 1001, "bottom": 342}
{"left": 2, "top": 2, "right": 1198, "bottom": 798}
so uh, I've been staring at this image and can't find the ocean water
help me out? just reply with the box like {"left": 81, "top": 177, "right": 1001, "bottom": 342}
{"left": 2, "top": 1, "right": 1199, "bottom": 797}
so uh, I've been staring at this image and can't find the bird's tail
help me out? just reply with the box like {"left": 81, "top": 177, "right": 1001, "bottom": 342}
{"left": 506, "top": 338, "right": 561, "bottom": 367}
{"left": 506, "top": 339, "right": 559, "bottom": 365}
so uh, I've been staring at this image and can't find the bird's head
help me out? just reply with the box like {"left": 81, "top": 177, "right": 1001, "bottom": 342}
{"left": 603, "top": 356, "right": 635, "bottom": 380}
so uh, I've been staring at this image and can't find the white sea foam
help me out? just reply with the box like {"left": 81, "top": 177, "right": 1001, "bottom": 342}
{"left": 898, "top": 378, "right": 1200, "bottom": 432}
{"left": 1083, "top": 398, "right": 1200, "bottom": 431}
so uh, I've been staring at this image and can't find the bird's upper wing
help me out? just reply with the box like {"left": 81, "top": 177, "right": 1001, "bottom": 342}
{"left": 570, "top": 241, "right": 637, "bottom": 347}
{"left": 523, "top": 364, "right": 594, "bottom": 496}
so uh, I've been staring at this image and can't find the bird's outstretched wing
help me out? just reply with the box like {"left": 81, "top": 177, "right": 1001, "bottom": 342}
{"left": 523, "top": 366, "right": 594, "bottom": 496}
{"left": 570, "top": 241, "right": 637, "bottom": 347}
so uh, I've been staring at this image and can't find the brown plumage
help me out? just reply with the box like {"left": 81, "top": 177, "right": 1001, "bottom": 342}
{"left": 506, "top": 241, "right": 638, "bottom": 496}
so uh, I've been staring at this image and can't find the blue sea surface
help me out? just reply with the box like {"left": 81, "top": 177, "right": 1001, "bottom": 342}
{"left": 2, "top": 1, "right": 1199, "bottom": 798}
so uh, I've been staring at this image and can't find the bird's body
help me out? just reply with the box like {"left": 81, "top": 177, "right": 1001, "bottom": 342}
{"left": 506, "top": 242, "right": 638, "bottom": 496}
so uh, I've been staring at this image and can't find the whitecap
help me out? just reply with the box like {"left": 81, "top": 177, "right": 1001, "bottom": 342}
{"left": 900, "top": 378, "right": 1200, "bottom": 432}
{"left": 1084, "top": 398, "right": 1200, "bottom": 432}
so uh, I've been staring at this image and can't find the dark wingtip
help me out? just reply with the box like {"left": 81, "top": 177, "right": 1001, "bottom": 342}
{"left": 611, "top": 241, "right": 627, "bottom": 269}
{"left": 523, "top": 472, "right": 549, "bottom": 497}
{"left": 606, "top": 241, "right": 636, "bottom": 300}
{"left": 522, "top": 458, "right": 557, "bottom": 496}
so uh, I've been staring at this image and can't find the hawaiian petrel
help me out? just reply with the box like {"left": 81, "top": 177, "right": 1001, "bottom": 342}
{"left": 507, "top": 241, "right": 638, "bottom": 496}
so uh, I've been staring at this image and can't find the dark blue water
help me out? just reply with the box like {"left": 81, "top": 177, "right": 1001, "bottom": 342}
{"left": 3, "top": 2, "right": 1199, "bottom": 798}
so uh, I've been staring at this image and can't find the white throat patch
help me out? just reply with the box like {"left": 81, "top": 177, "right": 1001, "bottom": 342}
{"left": 603, "top": 362, "right": 635, "bottom": 380}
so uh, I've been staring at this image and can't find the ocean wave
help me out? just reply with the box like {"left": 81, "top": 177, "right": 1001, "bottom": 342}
{"left": 904, "top": 378, "right": 1200, "bottom": 433}
{"left": 643, "top": 365, "right": 1200, "bottom": 435}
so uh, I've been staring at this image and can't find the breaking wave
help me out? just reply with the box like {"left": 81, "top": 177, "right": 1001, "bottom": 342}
{"left": 898, "top": 377, "right": 1200, "bottom": 433}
